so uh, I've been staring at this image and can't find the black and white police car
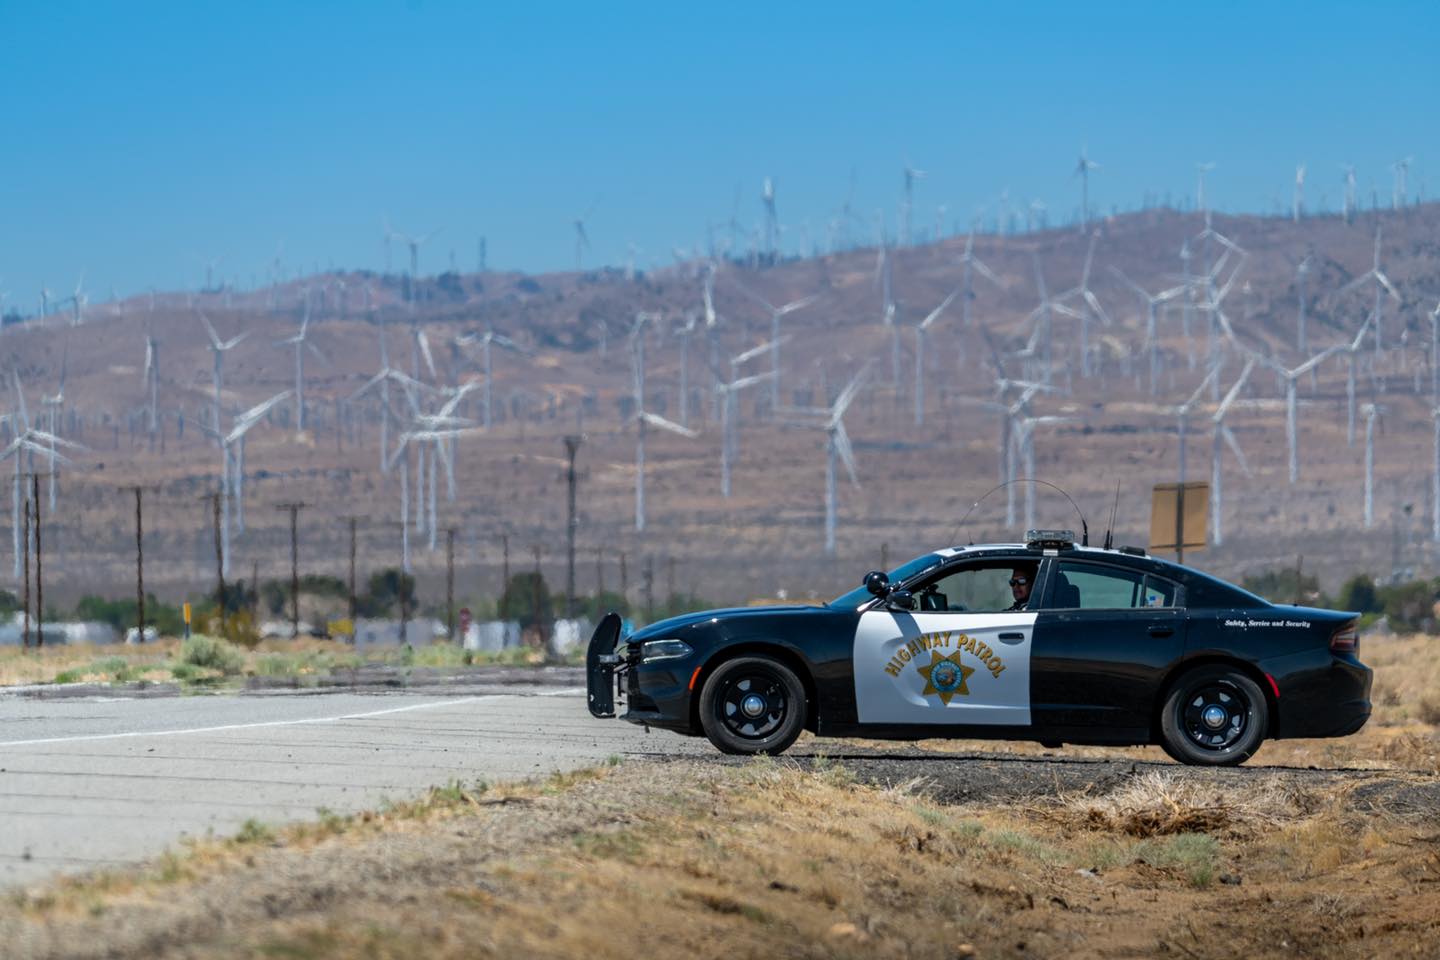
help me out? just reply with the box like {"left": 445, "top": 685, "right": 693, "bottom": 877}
{"left": 587, "top": 530, "right": 1371, "bottom": 766}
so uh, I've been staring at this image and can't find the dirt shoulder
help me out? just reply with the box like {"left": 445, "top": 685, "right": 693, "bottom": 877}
{"left": 4, "top": 752, "right": 1439, "bottom": 960}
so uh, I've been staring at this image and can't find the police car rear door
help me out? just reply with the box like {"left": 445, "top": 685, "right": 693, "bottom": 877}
{"left": 852, "top": 558, "right": 1038, "bottom": 726}
{"left": 1030, "top": 557, "right": 1186, "bottom": 734}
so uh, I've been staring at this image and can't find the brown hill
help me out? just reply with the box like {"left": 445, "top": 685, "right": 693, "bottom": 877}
{"left": 8, "top": 203, "right": 1440, "bottom": 613}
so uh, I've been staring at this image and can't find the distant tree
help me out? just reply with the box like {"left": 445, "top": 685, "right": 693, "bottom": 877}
{"left": 357, "top": 568, "right": 415, "bottom": 617}
{"left": 1241, "top": 570, "right": 1324, "bottom": 605}
{"left": 498, "top": 572, "right": 553, "bottom": 629}
{"left": 1336, "top": 575, "right": 1380, "bottom": 614}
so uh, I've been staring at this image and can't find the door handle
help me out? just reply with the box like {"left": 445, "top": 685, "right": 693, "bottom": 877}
{"left": 997, "top": 632, "right": 1025, "bottom": 643}
{"left": 1149, "top": 626, "right": 1175, "bottom": 638}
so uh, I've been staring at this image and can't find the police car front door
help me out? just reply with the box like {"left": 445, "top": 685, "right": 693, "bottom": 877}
{"left": 852, "top": 562, "right": 1034, "bottom": 726}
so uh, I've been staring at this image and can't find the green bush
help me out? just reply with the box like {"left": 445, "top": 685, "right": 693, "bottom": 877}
{"left": 356, "top": 568, "right": 415, "bottom": 617}
{"left": 175, "top": 635, "right": 245, "bottom": 676}
{"left": 1376, "top": 579, "right": 1438, "bottom": 633}
{"left": 1241, "top": 570, "right": 1324, "bottom": 606}
{"left": 1337, "top": 575, "right": 1380, "bottom": 614}
{"left": 498, "top": 572, "right": 552, "bottom": 629}
{"left": 73, "top": 594, "right": 186, "bottom": 637}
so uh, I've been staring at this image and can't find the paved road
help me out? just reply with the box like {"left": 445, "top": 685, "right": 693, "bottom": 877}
{"left": 0, "top": 685, "right": 706, "bottom": 889}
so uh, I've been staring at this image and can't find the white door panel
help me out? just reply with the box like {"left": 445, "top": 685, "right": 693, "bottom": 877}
{"left": 853, "top": 611, "right": 1034, "bottom": 725}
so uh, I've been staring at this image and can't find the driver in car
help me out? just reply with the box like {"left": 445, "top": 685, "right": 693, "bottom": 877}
{"left": 1007, "top": 565, "right": 1037, "bottom": 611}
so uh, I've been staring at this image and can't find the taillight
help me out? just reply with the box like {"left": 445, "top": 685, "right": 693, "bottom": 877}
{"left": 1330, "top": 622, "right": 1359, "bottom": 655}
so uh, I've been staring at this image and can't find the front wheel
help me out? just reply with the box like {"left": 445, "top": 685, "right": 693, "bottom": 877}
{"left": 698, "top": 656, "right": 807, "bottom": 756}
{"left": 1159, "top": 665, "right": 1268, "bottom": 766}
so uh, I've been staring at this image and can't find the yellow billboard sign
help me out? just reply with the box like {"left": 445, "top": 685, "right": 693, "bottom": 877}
{"left": 1150, "top": 482, "right": 1208, "bottom": 560}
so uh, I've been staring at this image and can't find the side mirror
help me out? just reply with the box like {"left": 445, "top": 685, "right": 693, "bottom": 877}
{"left": 889, "top": 589, "right": 915, "bottom": 611}
{"left": 863, "top": 570, "right": 890, "bottom": 597}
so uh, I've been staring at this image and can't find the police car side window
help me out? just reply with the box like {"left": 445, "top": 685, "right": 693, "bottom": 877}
{"left": 915, "top": 563, "right": 1015, "bottom": 613}
{"left": 1053, "top": 562, "right": 1146, "bottom": 610}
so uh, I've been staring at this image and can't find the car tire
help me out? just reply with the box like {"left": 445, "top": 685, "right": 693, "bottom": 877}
{"left": 1159, "top": 665, "right": 1268, "bottom": 766}
{"left": 698, "top": 655, "right": 807, "bottom": 756}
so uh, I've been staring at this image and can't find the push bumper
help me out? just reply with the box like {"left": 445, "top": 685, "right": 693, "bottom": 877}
{"left": 586, "top": 613, "right": 624, "bottom": 718}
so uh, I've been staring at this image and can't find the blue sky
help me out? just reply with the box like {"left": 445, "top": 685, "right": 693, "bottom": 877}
{"left": 2, "top": 1, "right": 1436, "bottom": 303}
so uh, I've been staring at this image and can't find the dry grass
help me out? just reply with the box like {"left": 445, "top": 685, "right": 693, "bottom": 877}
{"left": 0, "top": 636, "right": 564, "bottom": 688}
{"left": 5, "top": 758, "right": 1440, "bottom": 959}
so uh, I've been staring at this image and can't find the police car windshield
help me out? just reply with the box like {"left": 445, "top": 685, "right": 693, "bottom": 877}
{"left": 829, "top": 553, "right": 943, "bottom": 609}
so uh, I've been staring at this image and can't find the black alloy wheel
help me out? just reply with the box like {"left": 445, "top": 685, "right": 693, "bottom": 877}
{"left": 1159, "top": 665, "right": 1268, "bottom": 766}
{"left": 698, "top": 655, "right": 807, "bottom": 756}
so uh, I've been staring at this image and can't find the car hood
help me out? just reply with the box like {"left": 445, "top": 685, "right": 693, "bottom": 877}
{"left": 626, "top": 605, "right": 822, "bottom": 642}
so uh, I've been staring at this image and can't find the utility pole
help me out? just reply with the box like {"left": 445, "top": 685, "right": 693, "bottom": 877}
{"left": 341, "top": 515, "right": 361, "bottom": 624}
{"left": 563, "top": 434, "right": 583, "bottom": 617}
{"left": 445, "top": 526, "right": 456, "bottom": 640}
{"left": 200, "top": 492, "right": 226, "bottom": 634}
{"left": 276, "top": 503, "right": 306, "bottom": 639}
{"left": 129, "top": 486, "right": 145, "bottom": 643}
{"left": 32, "top": 475, "right": 42, "bottom": 647}
{"left": 22, "top": 498, "right": 30, "bottom": 649}
{"left": 531, "top": 543, "right": 545, "bottom": 649}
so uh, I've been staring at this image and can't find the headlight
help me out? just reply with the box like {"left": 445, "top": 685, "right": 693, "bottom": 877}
{"left": 640, "top": 638, "right": 693, "bottom": 662}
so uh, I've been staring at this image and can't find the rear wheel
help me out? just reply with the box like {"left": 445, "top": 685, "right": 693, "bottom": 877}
{"left": 698, "top": 656, "right": 806, "bottom": 756}
{"left": 1159, "top": 665, "right": 1267, "bottom": 766}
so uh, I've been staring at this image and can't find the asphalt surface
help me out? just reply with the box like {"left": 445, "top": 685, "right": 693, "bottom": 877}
{"left": 0, "top": 682, "right": 709, "bottom": 889}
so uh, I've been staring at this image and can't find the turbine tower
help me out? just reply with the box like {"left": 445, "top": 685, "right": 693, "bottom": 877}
{"left": 1209, "top": 359, "right": 1255, "bottom": 545}
{"left": 1293, "top": 164, "right": 1306, "bottom": 222}
{"left": 275, "top": 308, "right": 324, "bottom": 431}
{"left": 202, "top": 313, "right": 249, "bottom": 433}
{"left": 1073, "top": 146, "right": 1099, "bottom": 230}
{"left": 733, "top": 284, "right": 818, "bottom": 414}
{"left": 1339, "top": 228, "right": 1399, "bottom": 355}
{"left": 913, "top": 287, "right": 961, "bottom": 426}
{"left": 812, "top": 365, "right": 869, "bottom": 555}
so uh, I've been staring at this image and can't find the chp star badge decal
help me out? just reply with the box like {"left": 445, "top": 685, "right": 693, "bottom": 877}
{"left": 917, "top": 649, "right": 975, "bottom": 705}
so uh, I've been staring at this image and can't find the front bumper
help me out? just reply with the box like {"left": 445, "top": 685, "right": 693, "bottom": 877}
{"left": 585, "top": 615, "right": 697, "bottom": 733}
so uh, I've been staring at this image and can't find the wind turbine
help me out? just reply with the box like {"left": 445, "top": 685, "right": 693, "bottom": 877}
{"left": 1339, "top": 228, "right": 1399, "bottom": 355}
{"left": 1011, "top": 413, "right": 1074, "bottom": 530}
{"left": 800, "top": 364, "right": 869, "bottom": 555}
{"left": 629, "top": 315, "right": 696, "bottom": 532}
{"left": 1340, "top": 165, "right": 1357, "bottom": 222}
{"left": 142, "top": 329, "right": 160, "bottom": 442}
{"left": 1340, "top": 313, "right": 1374, "bottom": 446}
{"left": 713, "top": 369, "right": 773, "bottom": 498}
{"left": 275, "top": 309, "right": 325, "bottom": 431}
{"left": 1393, "top": 157, "right": 1412, "bottom": 208}
{"left": 733, "top": 284, "right": 818, "bottom": 414}
{"left": 901, "top": 160, "right": 926, "bottom": 246}
{"left": 761, "top": 178, "right": 778, "bottom": 257}
{"left": 455, "top": 329, "right": 526, "bottom": 428}
{"left": 1209, "top": 359, "right": 1256, "bottom": 546}
{"left": 1195, "top": 161, "right": 1215, "bottom": 213}
{"left": 1056, "top": 231, "right": 1112, "bottom": 378}
{"left": 1293, "top": 253, "right": 1314, "bottom": 354}
{"left": 913, "top": 287, "right": 961, "bottom": 426}
{"left": 201, "top": 313, "right": 249, "bottom": 433}
{"left": 39, "top": 346, "right": 68, "bottom": 512}
{"left": 1110, "top": 267, "right": 1187, "bottom": 395}
{"left": 1263, "top": 345, "right": 1343, "bottom": 484}
{"left": 1293, "top": 164, "right": 1306, "bottom": 221}
{"left": 1163, "top": 365, "right": 1221, "bottom": 491}
{"left": 68, "top": 276, "right": 86, "bottom": 326}
{"left": 1073, "top": 146, "right": 1099, "bottom": 230}
{"left": 1029, "top": 253, "right": 1083, "bottom": 385}
{"left": 573, "top": 203, "right": 595, "bottom": 270}
{"left": 957, "top": 231, "right": 1000, "bottom": 329}
{"left": 3, "top": 375, "right": 80, "bottom": 577}
{"left": 1362, "top": 403, "right": 1383, "bottom": 528}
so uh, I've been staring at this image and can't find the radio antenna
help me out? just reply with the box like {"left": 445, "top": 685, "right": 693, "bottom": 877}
{"left": 1102, "top": 481, "right": 1120, "bottom": 550}
{"left": 950, "top": 478, "right": 1089, "bottom": 547}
